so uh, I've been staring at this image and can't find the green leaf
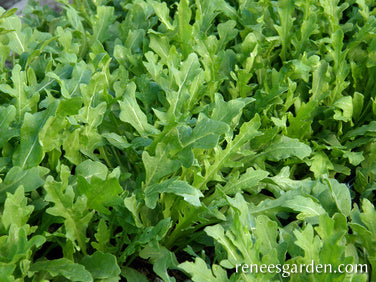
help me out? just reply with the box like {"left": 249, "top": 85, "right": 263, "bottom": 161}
{"left": 180, "top": 114, "right": 229, "bottom": 149}
{"left": 350, "top": 199, "right": 376, "bottom": 278}
{"left": 90, "top": 6, "right": 116, "bottom": 43}
{"left": 178, "top": 257, "right": 228, "bottom": 282}
{"left": 211, "top": 93, "right": 254, "bottom": 127}
{"left": 217, "top": 20, "right": 238, "bottom": 51}
{"left": 196, "top": 114, "right": 262, "bottom": 190}
{"left": 0, "top": 105, "right": 18, "bottom": 149}
{"left": 145, "top": 178, "right": 203, "bottom": 209}
{"left": 0, "top": 166, "right": 44, "bottom": 203}
{"left": 79, "top": 251, "right": 121, "bottom": 279}
{"left": 168, "top": 53, "right": 202, "bottom": 118}
{"left": 222, "top": 168, "right": 269, "bottom": 195}
{"left": 102, "top": 132, "right": 131, "bottom": 150}
{"left": 309, "top": 151, "right": 334, "bottom": 178}
{"left": 282, "top": 195, "right": 326, "bottom": 220}
{"left": 0, "top": 65, "right": 39, "bottom": 122}
{"left": 44, "top": 166, "right": 94, "bottom": 253}
{"left": 12, "top": 112, "right": 45, "bottom": 169}
{"left": 0, "top": 263, "right": 15, "bottom": 282}
{"left": 123, "top": 218, "right": 171, "bottom": 258}
{"left": 0, "top": 225, "right": 45, "bottom": 265}
{"left": 274, "top": 0, "right": 295, "bottom": 61}
{"left": 30, "top": 258, "right": 93, "bottom": 282}
{"left": 177, "top": 0, "right": 193, "bottom": 57}
{"left": 62, "top": 129, "right": 84, "bottom": 165}
{"left": 293, "top": 224, "right": 321, "bottom": 262}
{"left": 313, "top": 214, "right": 352, "bottom": 278}
{"left": 0, "top": 15, "right": 27, "bottom": 54}
{"left": 343, "top": 150, "right": 364, "bottom": 166}
{"left": 121, "top": 267, "right": 148, "bottom": 282}
{"left": 344, "top": 121, "right": 376, "bottom": 138}
{"left": 310, "top": 60, "right": 331, "bottom": 102}
{"left": 123, "top": 194, "right": 144, "bottom": 228}
{"left": 264, "top": 166, "right": 313, "bottom": 191}
{"left": 13, "top": 102, "right": 58, "bottom": 169}
{"left": 204, "top": 209, "right": 281, "bottom": 280}
{"left": 263, "top": 136, "right": 312, "bottom": 161}
{"left": 139, "top": 243, "right": 178, "bottom": 282}
{"left": 352, "top": 91, "right": 364, "bottom": 121}
{"left": 287, "top": 101, "right": 316, "bottom": 139}
{"left": 91, "top": 219, "right": 111, "bottom": 253}
{"left": 333, "top": 96, "right": 353, "bottom": 123}
{"left": 76, "top": 159, "right": 108, "bottom": 182}
{"left": 1, "top": 186, "right": 33, "bottom": 230}
{"left": 143, "top": 143, "right": 181, "bottom": 186}
{"left": 39, "top": 97, "right": 82, "bottom": 152}
{"left": 253, "top": 215, "right": 280, "bottom": 255}
{"left": 148, "top": 0, "right": 174, "bottom": 30}
{"left": 77, "top": 175, "right": 122, "bottom": 215}
{"left": 324, "top": 177, "right": 351, "bottom": 217}
{"left": 249, "top": 189, "right": 308, "bottom": 218}
{"left": 117, "top": 81, "right": 158, "bottom": 137}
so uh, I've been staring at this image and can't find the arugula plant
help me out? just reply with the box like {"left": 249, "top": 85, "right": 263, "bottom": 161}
{"left": 0, "top": 0, "right": 376, "bottom": 281}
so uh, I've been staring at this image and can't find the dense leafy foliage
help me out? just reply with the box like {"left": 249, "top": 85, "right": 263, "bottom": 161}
{"left": 1, "top": 0, "right": 376, "bottom": 280}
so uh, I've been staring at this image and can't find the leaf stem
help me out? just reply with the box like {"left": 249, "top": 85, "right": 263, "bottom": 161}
{"left": 99, "top": 146, "right": 113, "bottom": 168}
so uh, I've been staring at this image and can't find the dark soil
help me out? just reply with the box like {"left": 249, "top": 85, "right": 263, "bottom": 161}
{"left": 0, "top": 0, "right": 20, "bottom": 9}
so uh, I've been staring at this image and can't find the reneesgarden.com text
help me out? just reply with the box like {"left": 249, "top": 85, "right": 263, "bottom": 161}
{"left": 235, "top": 261, "right": 368, "bottom": 278}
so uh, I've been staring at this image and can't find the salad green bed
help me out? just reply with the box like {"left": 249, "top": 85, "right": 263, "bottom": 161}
{"left": 1, "top": 0, "right": 376, "bottom": 280}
